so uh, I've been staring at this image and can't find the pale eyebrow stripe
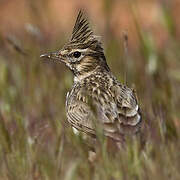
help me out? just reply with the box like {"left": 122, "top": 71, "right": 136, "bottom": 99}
{"left": 70, "top": 48, "right": 89, "bottom": 53}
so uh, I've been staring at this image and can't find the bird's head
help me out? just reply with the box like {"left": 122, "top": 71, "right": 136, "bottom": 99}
{"left": 40, "top": 11, "right": 109, "bottom": 81}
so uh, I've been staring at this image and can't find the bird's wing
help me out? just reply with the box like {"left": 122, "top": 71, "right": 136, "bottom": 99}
{"left": 110, "top": 84, "right": 142, "bottom": 134}
{"left": 90, "top": 82, "right": 142, "bottom": 135}
{"left": 66, "top": 83, "right": 141, "bottom": 139}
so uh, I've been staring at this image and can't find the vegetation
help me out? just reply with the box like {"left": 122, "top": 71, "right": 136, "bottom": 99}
{"left": 0, "top": 1, "right": 180, "bottom": 179}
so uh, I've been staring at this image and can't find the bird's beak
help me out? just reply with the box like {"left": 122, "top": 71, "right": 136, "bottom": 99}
{"left": 40, "top": 52, "right": 65, "bottom": 63}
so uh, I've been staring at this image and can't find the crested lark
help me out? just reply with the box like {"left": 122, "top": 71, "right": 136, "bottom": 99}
{"left": 40, "top": 11, "right": 142, "bottom": 146}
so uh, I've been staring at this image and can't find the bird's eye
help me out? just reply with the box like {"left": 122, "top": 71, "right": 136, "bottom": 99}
{"left": 73, "top": 51, "right": 81, "bottom": 58}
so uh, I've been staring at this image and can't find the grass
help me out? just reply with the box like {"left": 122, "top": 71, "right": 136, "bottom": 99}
{"left": 0, "top": 1, "right": 180, "bottom": 179}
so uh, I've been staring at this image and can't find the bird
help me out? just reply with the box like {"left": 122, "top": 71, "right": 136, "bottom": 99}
{"left": 40, "top": 11, "right": 142, "bottom": 147}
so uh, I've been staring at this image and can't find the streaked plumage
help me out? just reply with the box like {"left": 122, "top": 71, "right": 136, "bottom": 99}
{"left": 40, "top": 11, "right": 142, "bottom": 146}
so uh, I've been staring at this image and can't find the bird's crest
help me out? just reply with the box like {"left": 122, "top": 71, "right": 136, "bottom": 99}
{"left": 70, "top": 11, "right": 93, "bottom": 44}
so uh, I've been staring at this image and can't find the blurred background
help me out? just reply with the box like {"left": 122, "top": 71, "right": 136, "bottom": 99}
{"left": 0, "top": 0, "right": 180, "bottom": 179}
